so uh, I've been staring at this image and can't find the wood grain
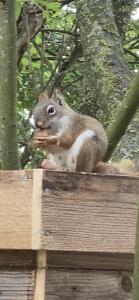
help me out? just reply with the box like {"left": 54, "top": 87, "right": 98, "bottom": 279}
{"left": 0, "top": 250, "right": 35, "bottom": 299}
{"left": 34, "top": 250, "right": 47, "bottom": 300}
{"left": 32, "top": 169, "right": 43, "bottom": 250}
{"left": 0, "top": 170, "right": 138, "bottom": 300}
{"left": 0, "top": 169, "right": 43, "bottom": 250}
{"left": 46, "top": 269, "right": 132, "bottom": 300}
{"left": 0, "top": 270, "right": 34, "bottom": 300}
{"left": 0, "top": 250, "right": 36, "bottom": 268}
{"left": 47, "top": 251, "right": 134, "bottom": 271}
{"left": 0, "top": 170, "right": 33, "bottom": 249}
{"left": 41, "top": 171, "right": 138, "bottom": 255}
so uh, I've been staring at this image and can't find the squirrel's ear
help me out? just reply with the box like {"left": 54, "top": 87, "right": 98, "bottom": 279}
{"left": 39, "top": 91, "right": 49, "bottom": 102}
{"left": 52, "top": 89, "right": 64, "bottom": 106}
{"left": 52, "top": 89, "right": 61, "bottom": 99}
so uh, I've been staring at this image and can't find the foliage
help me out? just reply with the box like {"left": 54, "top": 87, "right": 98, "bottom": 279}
{"left": 124, "top": 21, "right": 139, "bottom": 70}
{"left": 16, "top": 0, "right": 139, "bottom": 168}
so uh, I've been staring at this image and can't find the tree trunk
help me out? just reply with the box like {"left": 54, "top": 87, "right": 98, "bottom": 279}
{"left": 75, "top": 0, "right": 132, "bottom": 124}
{"left": 0, "top": 0, "right": 20, "bottom": 170}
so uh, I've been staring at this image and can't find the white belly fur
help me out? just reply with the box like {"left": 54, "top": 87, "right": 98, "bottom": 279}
{"left": 50, "top": 129, "right": 96, "bottom": 171}
{"left": 49, "top": 151, "right": 68, "bottom": 168}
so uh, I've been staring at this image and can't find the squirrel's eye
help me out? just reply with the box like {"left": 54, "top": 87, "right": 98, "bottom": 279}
{"left": 47, "top": 105, "right": 56, "bottom": 115}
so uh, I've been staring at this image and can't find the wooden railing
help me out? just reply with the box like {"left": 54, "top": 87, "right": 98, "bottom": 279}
{"left": 0, "top": 169, "right": 138, "bottom": 299}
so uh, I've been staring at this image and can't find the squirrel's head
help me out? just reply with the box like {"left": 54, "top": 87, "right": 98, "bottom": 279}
{"left": 31, "top": 89, "right": 67, "bottom": 132}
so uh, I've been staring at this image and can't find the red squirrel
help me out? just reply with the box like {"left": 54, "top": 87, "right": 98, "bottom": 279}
{"left": 31, "top": 89, "right": 139, "bottom": 176}
{"left": 31, "top": 89, "right": 108, "bottom": 172}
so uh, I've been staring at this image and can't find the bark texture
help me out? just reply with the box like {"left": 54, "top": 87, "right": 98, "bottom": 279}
{"left": 75, "top": 0, "right": 132, "bottom": 124}
{"left": 112, "top": 0, "right": 135, "bottom": 38}
{"left": 0, "top": 0, "right": 20, "bottom": 169}
{"left": 17, "top": 1, "right": 43, "bottom": 65}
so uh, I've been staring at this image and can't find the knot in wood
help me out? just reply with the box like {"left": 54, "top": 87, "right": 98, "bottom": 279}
{"left": 121, "top": 274, "right": 132, "bottom": 293}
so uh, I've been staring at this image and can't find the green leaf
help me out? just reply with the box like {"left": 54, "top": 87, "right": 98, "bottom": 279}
{"left": 22, "top": 57, "right": 29, "bottom": 66}
{"left": 46, "top": 2, "right": 61, "bottom": 11}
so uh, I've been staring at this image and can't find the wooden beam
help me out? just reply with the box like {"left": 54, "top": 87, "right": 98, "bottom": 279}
{"left": 0, "top": 251, "right": 35, "bottom": 300}
{"left": 47, "top": 251, "right": 134, "bottom": 271}
{"left": 0, "top": 169, "right": 43, "bottom": 250}
{"left": 41, "top": 171, "right": 139, "bottom": 255}
{"left": 45, "top": 269, "right": 133, "bottom": 299}
{"left": 32, "top": 169, "right": 43, "bottom": 249}
{"left": 34, "top": 250, "right": 47, "bottom": 300}
{"left": 133, "top": 198, "right": 139, "bottom": 300}
{"left": 0, "top": 170, "right": 33, "bottom": 249}
{"left": 0, "top": 169, "right": 138, "bottom": 257}
{"left": 0, "top": 250, "right": 35, "bottom": 267}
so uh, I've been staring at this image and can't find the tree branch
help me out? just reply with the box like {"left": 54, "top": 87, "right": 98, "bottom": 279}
{"left": 124, "top": 48, "right": 139, "bottom": 60}
{"left": 112, "top": 0, "right": 135, "bottom": 38}
{"left": 61, "top": 75, "right": 82, "bottom": 90}
{"left": 48, "top": 42, "right": 82, "bottom": 92}
{"left": 33, "top": 40, "right": 53, "bottom": 72}
{"left": 20, "top": 144, "right": 33, "bottom": 168}
{"left": 104, "top": 70, "right": 139, "bottom": 161}
{"left": 41, "top": 28, "right": 79, "bottom": 36}
{"left": 17, "top": 1, "right": 43, "bottom": 65}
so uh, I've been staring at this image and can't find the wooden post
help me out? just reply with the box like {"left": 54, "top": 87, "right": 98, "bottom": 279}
{"left": 133, "top": 199, "right": 139, "bottom": 300}
{"left": 32, "top": 169, "right": 43, "bottom": 249}
{"left": 34, "top": 250, "right": 47, "bottom": 300}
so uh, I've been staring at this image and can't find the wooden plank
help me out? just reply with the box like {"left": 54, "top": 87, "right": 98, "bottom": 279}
{"left": 47, "top": 251, "right": 134, "bottom": 271}
{"left": 0, "top": 170, "right": 33, "bottom": 181}
{"left": 0, "top": 270, "right": 34, "bottom": 300}
{"left": 0, "top": 250, "right": 36, "bottom": 268}
{"left": 0, "top": 169, "right": 138, "bottom": 255}
{"left": 41, "top": 171, "right": 138, "bottom": 255}
{"left": 0, "top": 169, "right": 43, "bottom": 250}
{"left": 133, "top": 183, "right": 139, "bottom": 300}
{"left": 34, "top": 250, "right": 47, "bottom": 300}
{"left": 0, "top": 250, "right": 35, "bottom": 299}
{"left": 42, "top": 171, "right": 139, "bottom": 194}
{"left": 46, "top": 269, "right": 133, "bottom": 300}
{"left": 0, "top": 170, "right": 33, "bottom": 249}
{"left": 32, "top": 169, "right": 43, "bottom": 250}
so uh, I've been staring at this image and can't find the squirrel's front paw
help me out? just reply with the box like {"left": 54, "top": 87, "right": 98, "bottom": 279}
{"left": 42, "top": 159, "right": 57, "bottom": 170}
{"left": 38, "top": 135, "right": 58, "bottom": 146}
{"left": 32, "top": 135, "right": 58, "bottom": 149}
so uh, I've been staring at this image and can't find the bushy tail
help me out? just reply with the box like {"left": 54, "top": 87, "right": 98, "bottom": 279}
{"left": 93, "top": 160, "right": 139, "bottom": 176}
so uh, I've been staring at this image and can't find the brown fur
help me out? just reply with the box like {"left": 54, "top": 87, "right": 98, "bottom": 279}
{"left": 32, "top": 90, "right": 108, "bottom": 172}
{"left": 94, "top": 160, "right": 139, "bottom": 176}
{"left": 76, "top": 138, "right": 102, "bottom": 172}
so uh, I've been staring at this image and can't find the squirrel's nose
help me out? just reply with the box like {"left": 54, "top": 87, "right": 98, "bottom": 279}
{"left": 36, "top": 121, "right": 44, "bottom": 129}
